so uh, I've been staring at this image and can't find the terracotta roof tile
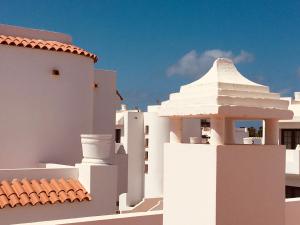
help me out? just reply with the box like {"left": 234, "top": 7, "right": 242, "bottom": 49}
{"left": 0, "top": 34, "right": 98, "bottom": 62}
{"left": 0, "top": 178, "right": 91, "bottom": 208}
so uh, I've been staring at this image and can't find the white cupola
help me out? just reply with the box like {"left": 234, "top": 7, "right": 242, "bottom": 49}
{"left": 159, "top": 58, "right": 293, "bottom": 145}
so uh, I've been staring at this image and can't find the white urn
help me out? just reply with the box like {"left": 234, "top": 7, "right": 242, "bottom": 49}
{"left": 81, "top": 134, "right": 112, "bottom": 165}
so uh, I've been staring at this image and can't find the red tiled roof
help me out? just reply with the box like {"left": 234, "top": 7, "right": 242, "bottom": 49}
{"left": 0, "top": 178, "right": 91, "bottom": 208}
{"left": 0, "top": 35, "right": 98, "bottom": 62}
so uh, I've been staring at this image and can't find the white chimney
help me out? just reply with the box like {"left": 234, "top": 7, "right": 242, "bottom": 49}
{"left": 121, "top": 104, "right": 127, "bottom": 111}
{"left": 295, "top": 92, "right": 300, "bottom": 100}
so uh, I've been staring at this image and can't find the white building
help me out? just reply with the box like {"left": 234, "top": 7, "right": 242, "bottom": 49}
{"left": 4, "top": 24, "right": 300, "bottom": 225}
{"left": 0, "top": 24, "right": 121, "bottom": 168}
{"left": 115, "top": 104, "right": 250, "bottom": 209}
{"left": 160, "top": 58, "right": 292, "bottom": 225}
{"left": 0, "top": 24, "right": 120, "bottom": 224}
{"left": 279, "top": 92, "right": 300, "bottom": 149}
{"left": 115, "top": 105, "right": 170, "bottom": 208}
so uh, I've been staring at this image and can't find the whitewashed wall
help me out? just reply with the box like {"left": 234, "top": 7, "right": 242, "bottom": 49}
{"left": 0, "top": 164, "right": 117, "bottom": 224}
{"left": 114, "top": 152, "right": 128, "bottom": 196}
{"left": 286, "top": 198, "right": 300, "bottom": 225}
{"left": 93, "top": 70, "right": 117, "bottom": 136}
{"left": 20, "top": 211, "right": 163, "bottom": 225}
{"left": 144, "top": 107, "right": 203, "bottom": 198}
{"left": 0, "top": 44, "right": 94, "bottom": 168}
{"left": 144, "top": 106, "right": 170, "bottom": 198}
{"left": 235, "top": 127, "right": 249, "bottom": 144}
{"left": 182, "top": 118, "right": 202, "bottom": 143}
{"left": 164, "top": 144, "right": 285, "bottom": 225}
{"left": 124, "top": 112, "right": 145, "bottom": 206}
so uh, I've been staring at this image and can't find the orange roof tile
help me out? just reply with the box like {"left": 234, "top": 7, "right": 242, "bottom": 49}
{"left": 0, "top": 178, "right": 91, "bottom": 208}
{"left": 0, "top": 34, "right": 98, "bottom": 62}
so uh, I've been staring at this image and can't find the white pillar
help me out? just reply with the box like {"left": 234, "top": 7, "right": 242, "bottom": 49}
{"left": 170, "top": 117, "right": 182, "bottom": 143}
{"left": 224, "top": 118, "right": 235, "bottom": 145}
{"left": 263, "top": 119, "right": 279, "bottom": 145}
{"left": 210, "top": 117, "right": 225, "bottom": 145}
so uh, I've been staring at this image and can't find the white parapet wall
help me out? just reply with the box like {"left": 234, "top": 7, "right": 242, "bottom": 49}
{"left": 144, "top": 106, "right": 170, "bottom": 198}
{"left": 123, "top": 112, "right": 145, "bottom": 206}
{"left": 163, "top": 144, "right": 285, "bottom": 225}
{"left": 76, "top": 163, "right": 118, "bottom": 215}
{"left": 0, "top": 167, "right": 78, "bottom": 181}
{"left": 0, "top": 165, "right": 118, "bottom": 224}
{"left": 285, "top": 198, "right": 300, "bottom": 225}
{"left": 19, "top": 211, "right": 163, "bottom": 225}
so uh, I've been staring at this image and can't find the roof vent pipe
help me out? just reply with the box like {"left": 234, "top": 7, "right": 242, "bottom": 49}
{"left": 295, "top": 92, "right": 300, "bottom": 100}
{"left": 121, "top": 104, "right": 127, "bottom": 111}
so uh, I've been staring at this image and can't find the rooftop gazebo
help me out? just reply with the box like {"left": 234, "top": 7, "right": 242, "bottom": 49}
{"left": 161, "top": 58, "right": 293, "bottom": 225}
{"left": 159, "top": 58, "right": 293, "bottom": 145}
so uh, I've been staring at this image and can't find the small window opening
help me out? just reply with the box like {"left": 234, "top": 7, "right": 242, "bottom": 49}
{"left": 201, "top": 119, "right": 210, "bottom": 127}
{"left": 52, "top": 69, "right": 60, "bottom": 76}
{"left": 145, "top": 151, "right": 148, "bottom": 161}
{"left": 144, "top": 164, "right": 148, "bottom": 174}
{"left": 115, "top": 129, "right": 121, "bottom": 143}
{"left": 145, "top": 125, "right": 149, "bottom": 135}
{"left": 145, "top": 138, "right": 149, "bottom": 148}
{"left": 94, "top": 83, "right": 99, "bottom": 88}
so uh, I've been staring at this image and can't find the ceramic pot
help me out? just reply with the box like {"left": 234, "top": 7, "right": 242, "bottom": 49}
{"left": 81, "top": 134, "right": 112, "bottom": 165}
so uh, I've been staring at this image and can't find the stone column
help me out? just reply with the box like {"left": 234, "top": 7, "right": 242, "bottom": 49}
{"left": 170, "top": 117, "right": 182, "bottom": 143}
{"left": 263, "top": 119, "right": 279, "bottom": 145}
{"left": 210, "top": 117, "right": 225, "bottom": 145}
{"left": 224, "top": 118, "right": 235, "bottom": 145}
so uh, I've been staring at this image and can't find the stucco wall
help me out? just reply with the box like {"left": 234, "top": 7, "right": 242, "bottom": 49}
{"left": 144, "top": 110, "right": 170, "bottom": 198}
{"left": 182, "top": 118, "right": 202, "bottom": 143}
{"left": 19, "top": 211, "right": 163, "bottom": 225}
{"left": 164, "top": 144, "right": 285, "bottom": 225}
{"left": 124, "top": 112, "right": 145, "bottom": 206}
{"left": 163, "top": 143, "right": 217, "bottom": 225}
{"left": 0, "top": 165, "right": 117, "bottom": 224}
{"left": 114, "top": 153, "right": 128, "bottom": 196}
{"left": 285, "top": 198, "right": 300, "bottom": 225}
{"left": 216, "top": 145, "right": 285, "bottom": 225}
{"left": 0, "top": 44, "right": 94, "bottom": 168}
{"left": 93, "top": 70, "right": 116, "bottom": 136}
{"left": 59, "top": 211, "right": 163, "bottom": 225}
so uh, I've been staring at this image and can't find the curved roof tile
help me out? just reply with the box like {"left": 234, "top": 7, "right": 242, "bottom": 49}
{"left": 0, "top": 34, "right": 98, "bottom": 63}
{"left": 0, "top": 178, "right": 91, "bottom": 208}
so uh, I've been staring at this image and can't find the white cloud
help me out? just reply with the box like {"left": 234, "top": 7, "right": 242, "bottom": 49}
{"left": 166, "top": 49, "right": 254, "bottom": 77}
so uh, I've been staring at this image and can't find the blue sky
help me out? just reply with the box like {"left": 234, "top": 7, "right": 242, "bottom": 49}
{"left": 1, "top": 0, "right": 300, "bottom": 111}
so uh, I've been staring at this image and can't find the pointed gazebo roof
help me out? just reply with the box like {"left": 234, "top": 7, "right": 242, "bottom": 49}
{"left": 159, "top": 58, "right": 293, "bottom": 119}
